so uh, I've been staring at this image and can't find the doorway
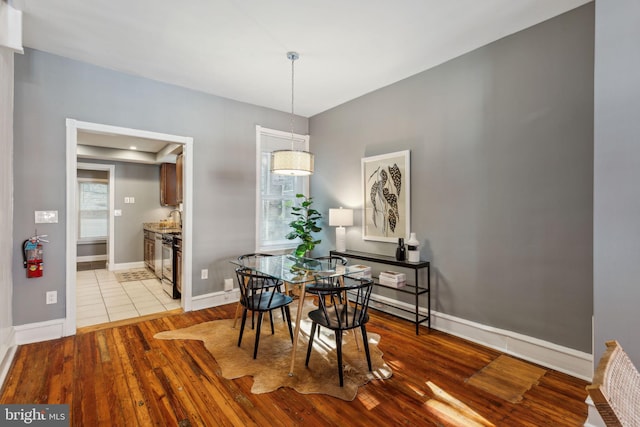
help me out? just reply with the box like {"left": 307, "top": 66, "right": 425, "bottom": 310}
{"left": 76, "top": 162, "right": 115, "bottom": 271}
{"left": 65, "top": 119, "right": 193, "bottom": 336}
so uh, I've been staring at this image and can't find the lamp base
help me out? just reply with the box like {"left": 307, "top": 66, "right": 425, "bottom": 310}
{"left": 335, "top": 226, "right": 346, "bottom": 253}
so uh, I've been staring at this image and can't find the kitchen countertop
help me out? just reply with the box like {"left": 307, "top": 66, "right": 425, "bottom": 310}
{"left": 143, "top": 222, "right": 182, "bottom": 234}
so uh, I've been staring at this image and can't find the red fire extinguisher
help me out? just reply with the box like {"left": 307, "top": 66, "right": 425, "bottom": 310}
{"left": 23, "top": 234, "right": 48, "bottom": 278}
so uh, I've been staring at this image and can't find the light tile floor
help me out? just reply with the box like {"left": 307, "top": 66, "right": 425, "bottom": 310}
{"left": 76, "top": 268, "right": 181, "bottom": 328}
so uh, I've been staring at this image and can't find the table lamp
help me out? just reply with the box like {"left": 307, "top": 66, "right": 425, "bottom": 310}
{"left": 329, "top": 207, "right": 353, "bottom": 252}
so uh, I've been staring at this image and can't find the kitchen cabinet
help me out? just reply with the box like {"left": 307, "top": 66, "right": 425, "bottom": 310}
{"left": 176, "top": 153, "right": 184, "bottom": 204}
{"left": 143, "top": 230, "right": 155, "bottom": 271}
{"left": 160, "top": 163, "right": 177, "bottom": 206}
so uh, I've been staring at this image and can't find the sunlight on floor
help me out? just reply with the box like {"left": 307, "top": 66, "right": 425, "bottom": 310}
{"left": 357, "top": 388, "right": 380, "bottom": 410}
{"left": 424, "top": 381, "right": 495, "bottom": 427}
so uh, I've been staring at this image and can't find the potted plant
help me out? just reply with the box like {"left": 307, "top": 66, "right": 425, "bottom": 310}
{"left": 286, "top": 193, "right": 322, "bottom": 257}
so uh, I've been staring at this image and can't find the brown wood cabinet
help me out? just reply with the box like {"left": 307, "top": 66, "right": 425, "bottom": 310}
{"left": 160, "top": 163, "right": 177, "bottom": 206}
{"left": 176, "top": 153, "right": 184, "bottom": 204}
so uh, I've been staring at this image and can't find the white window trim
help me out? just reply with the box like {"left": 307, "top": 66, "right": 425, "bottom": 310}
{"left": 255, "top": 125, "right": 310, "bottom": 253}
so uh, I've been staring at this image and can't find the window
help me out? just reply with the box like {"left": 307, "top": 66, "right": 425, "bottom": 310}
{"left": 256, "top": 125, "right": 310, "bottom": 252}
{"left": 78, "top": 179, "right": 109, "bottom": 241}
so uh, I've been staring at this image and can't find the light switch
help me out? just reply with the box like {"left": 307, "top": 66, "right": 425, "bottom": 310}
{"left": 35, "top": 210, "right": 58, "bottom": 223}
{"left": 124, "top": 197, "right": 130, "bottom": 204}
{"left": 129, "top": 197, "right": 135, "bottom": 204}
{"left": 114, "top": 209, "right": 122, "bottom": 216}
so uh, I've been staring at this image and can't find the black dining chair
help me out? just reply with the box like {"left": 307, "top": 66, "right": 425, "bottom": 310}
{"left": 233, "top": 253, "right": 284, "bottom": 328}
{"left": 305, "top": 276, "right": 374, "bottom": 386}
{"left": 235, "top": 268, "right": 294, "bottom": 359}
{"left": 306, "top": 255, "right": 349, "bottom": 336}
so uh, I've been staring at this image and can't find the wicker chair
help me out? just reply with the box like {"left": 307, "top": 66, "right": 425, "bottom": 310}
{"left": 586, "top": 340, "right": 640, "bottom": 426}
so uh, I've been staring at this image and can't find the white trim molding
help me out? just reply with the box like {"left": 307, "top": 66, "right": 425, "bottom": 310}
{"left": 110, "top": 261, "right": 145, "bottom": 271}
{"left": 0, "top": 328, "right": 16, "bottom": 389}
{"left": 369, "top": 294, "right": 593, "bottom": 381}
{"left": 66, "top": 119, "right": 195, "bottom": 336}
{"left": 13, "top": 318, "right": 66, "bottom": 345}
{"left": 0, "top": 1, "right": 23, "bottom": 53}
{"left": 191, "top": 289, "right": 239, "bottom": 312}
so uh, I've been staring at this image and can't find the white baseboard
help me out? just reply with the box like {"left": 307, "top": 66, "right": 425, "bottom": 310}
{"left": 0, "top": 328, "right": 17, "bottom": 389}
{"left": 77, "top": 255, "right": 107, "bottom": 262}
{"left": 191, "top": 289, "right": 239, "bottom": 311}
{"left": 13, "top": 318, "right": 65, "bottom": 345}
{"left": 111, "top": 261, "right": 145, "bottom": 271}
{"left": 368, "top": 293, "right": 593, "bottom": 381}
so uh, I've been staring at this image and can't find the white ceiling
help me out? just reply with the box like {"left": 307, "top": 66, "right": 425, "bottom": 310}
{"left": 17, "top": 0, "right": 590, "bottom": 118}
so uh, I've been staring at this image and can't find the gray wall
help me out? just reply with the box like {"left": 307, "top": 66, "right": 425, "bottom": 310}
{"left": 12, "top": 49, "right": 307, "bottom": 325}
{"left": 311, "top": 5, "right": 594, "bottom": 352}
{"left": 594, "top": 0, "right": 640, "bottom": 366}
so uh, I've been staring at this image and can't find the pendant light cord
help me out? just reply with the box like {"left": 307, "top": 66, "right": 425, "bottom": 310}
{"left": 287, "top": 51, "right": 299, "bottom": 149}
{"left": 290, "top": 55, "right": 295, "bottom": 142}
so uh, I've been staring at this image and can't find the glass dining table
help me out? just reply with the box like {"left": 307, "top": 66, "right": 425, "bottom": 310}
{"left": 232, "top": 254, "right": 366, "bottom": 376}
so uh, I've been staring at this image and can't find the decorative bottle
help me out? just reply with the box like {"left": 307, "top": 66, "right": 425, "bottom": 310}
{"left": 395, "top": 238, "right": 406, "bottom": 261}
{"left": 406, "top": 232, "right": 420, "bottom": 262}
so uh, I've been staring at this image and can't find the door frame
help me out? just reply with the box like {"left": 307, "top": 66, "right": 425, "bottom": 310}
{"left": 76, "top": 162, "right": 115, "bottom": 269}
{"left": 65, "top": 118, "right": 194, "bottom": 336}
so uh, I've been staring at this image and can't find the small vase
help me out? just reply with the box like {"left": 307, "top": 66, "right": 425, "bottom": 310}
{"left": 395, "top": 238, "right": 406, "bottom": 261}
{"left": 406, "top": 232, "right": 420, "bottom": 262}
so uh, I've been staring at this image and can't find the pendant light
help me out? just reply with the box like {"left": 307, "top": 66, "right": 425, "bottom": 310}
{"left": 271, "top": 51, "right": 314, "bottom": 176}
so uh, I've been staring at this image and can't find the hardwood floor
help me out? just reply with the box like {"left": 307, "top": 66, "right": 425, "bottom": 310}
{"left": 0, "top": 304, "right": 588, "bottom": 426}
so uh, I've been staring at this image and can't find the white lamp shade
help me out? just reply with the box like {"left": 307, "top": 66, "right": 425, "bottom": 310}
{"left": 271, "top": 150, "right": 314, "bottom": 176}
{"left": 329, "top": 208, "right": 353, "bottom": 227}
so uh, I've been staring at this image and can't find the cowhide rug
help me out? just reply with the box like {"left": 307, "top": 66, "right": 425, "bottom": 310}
{"left": 154, "top": 300, "right": 392, "bottom": 401}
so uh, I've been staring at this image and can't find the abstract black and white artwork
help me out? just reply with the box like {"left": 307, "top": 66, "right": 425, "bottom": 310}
{"left": 361, "top": 150, "right": 410, "bottom": 242}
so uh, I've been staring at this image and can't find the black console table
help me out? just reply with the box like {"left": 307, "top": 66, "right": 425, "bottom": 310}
{"left": 330, "top": 250, "right": 430, "bottom": 334}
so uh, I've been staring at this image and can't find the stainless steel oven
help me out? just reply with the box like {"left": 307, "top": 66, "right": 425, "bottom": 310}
{"left": 162, "top": 233, "right": 179, "bottom": 298}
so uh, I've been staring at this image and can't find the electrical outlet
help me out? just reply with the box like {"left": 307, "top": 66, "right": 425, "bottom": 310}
{"left": 46, "top": 291, "right": 57, "bottom": 305}
{"left": 201, "top": 269, "right": 208, "bottom": 280}
{"left": 224, "top": 278, "right": 233, "bottom": 291}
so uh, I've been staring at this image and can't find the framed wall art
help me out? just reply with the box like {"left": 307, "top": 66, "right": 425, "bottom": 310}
{"left": 361, "top": 150, "right": 410, "bottom": 242}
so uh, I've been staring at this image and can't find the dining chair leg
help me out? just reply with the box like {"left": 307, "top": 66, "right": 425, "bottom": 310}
{"left": 238, "top": 308, "right": 248, "bottom": 347}
{"left": 360, "top": 325, "right": 372, "bottom": 371}
{"left": 305, "top": 322, "right": 318, "bottom": 366}
{"left": 336, "top": 331, "right": 344, "bottom": 387}
{"left": 269, "top": 311, "right": 275, "bottom": 334}
{"left": 253, "top": 312, "right": 264, "bottom": 359}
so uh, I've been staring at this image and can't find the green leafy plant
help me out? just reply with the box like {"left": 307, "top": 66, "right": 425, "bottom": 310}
{"left": 286, "top": 194, "right": 322, "bottom": 257}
